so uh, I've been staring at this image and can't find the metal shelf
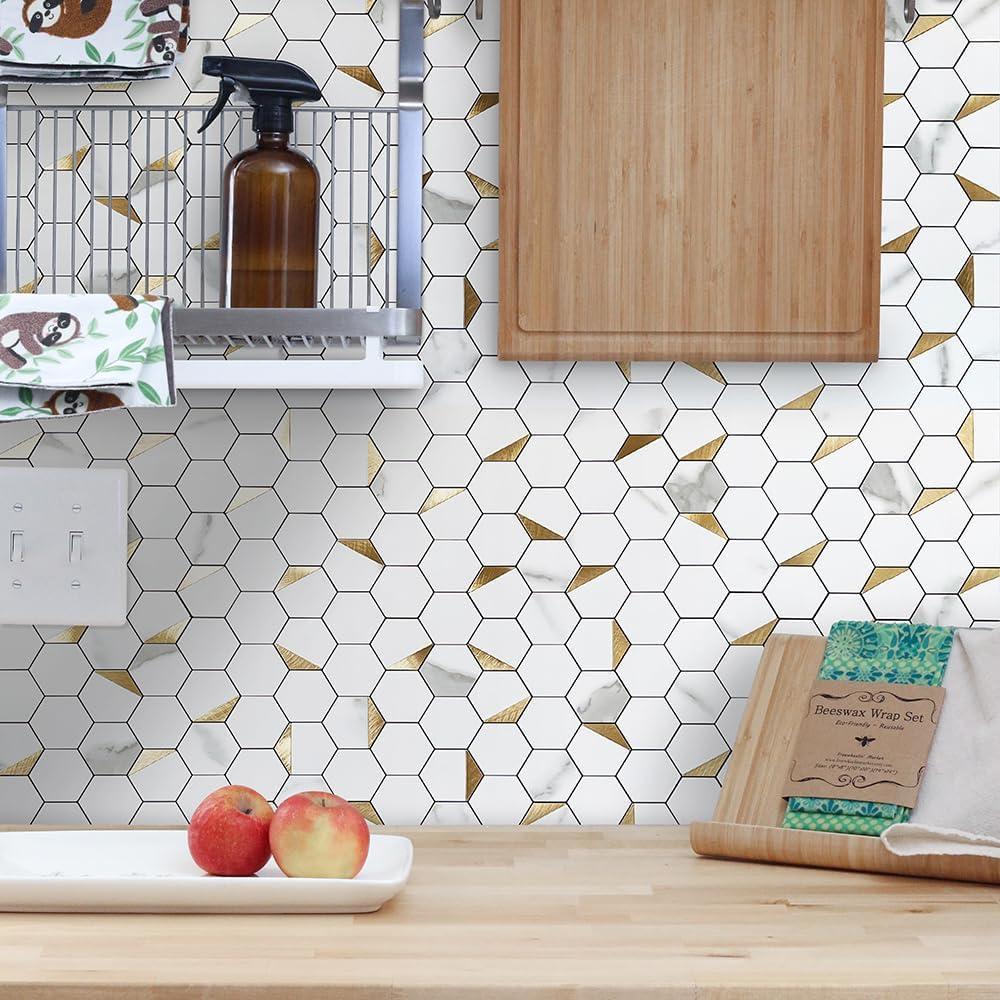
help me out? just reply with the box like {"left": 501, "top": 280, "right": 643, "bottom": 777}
{"left": 0, "top": 0, "right": 428, "bottom": 390}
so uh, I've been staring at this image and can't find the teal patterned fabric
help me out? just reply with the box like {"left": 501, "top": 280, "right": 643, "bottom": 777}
{"left": 783, "top": 620, "right": 955, "bottom": 837}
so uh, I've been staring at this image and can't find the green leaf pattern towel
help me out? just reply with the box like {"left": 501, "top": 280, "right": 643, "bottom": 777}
{"left": 782, "top": 620, "right": 955, "bottom": 837}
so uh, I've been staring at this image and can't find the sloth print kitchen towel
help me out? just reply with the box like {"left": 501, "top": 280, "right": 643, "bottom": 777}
{"left": 0, "top": 0, "right": 190, "bottom": 81}
{"left": 0, "top": 293, "right": 175, "bottom": 421}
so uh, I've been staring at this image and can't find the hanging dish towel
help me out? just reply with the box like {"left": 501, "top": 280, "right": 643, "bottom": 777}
{"left": 782, "top": 619, "right": 956, "bottom": 837}
{"left": 0, "top": 1, "right": 190, "bottom": 81}
{"left": 0, "top": 292, "right": 175, "bottom": 421}
{"left": 881, "top": 626, "right": 1000, "bottom": 860}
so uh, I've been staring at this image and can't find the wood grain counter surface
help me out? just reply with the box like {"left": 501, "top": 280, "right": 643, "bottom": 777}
{"left": 2, "top": 826, "right": 1000, "bottom": 999}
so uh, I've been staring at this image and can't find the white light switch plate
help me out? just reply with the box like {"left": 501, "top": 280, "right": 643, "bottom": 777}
{"left": 0, "top": 468, "right": 128, "bottom": 627}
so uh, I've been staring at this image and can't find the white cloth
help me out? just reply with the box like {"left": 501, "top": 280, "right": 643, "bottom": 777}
{"left": 881, "top": 627, "right": 1000, "bottom": 860}
{"left": 0, "top": 292, "right": 175, "bottom": 421}
{"left": 0, "top": 1, "right": 189, "bottom": 82}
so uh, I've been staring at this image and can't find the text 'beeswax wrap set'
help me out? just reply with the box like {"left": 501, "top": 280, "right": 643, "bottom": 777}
{"left": 0, "top": 293, "right": 175, "bottom": 421}
{"left": 0, "top": 0, "right": 190, "bottom": 81}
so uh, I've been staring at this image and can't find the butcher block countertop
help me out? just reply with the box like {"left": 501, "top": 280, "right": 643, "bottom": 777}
{"left": 3, "top": 827, "right": 1000, "bottom": 1000}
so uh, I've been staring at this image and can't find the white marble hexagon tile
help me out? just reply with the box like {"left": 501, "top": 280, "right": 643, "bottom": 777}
{"left": 0, "top": 0, "right": 997, "bottom": 827}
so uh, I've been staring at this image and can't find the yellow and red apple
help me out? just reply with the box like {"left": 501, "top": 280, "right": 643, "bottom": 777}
{"left": 187, "top": 785, "right": 274, "bottom": 876}
{"left": 269, "top": 791, "right": 370, "bottom": 878}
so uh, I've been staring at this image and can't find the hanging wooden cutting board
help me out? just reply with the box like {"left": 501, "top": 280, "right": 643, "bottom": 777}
{"left": 499, "top": 0, "right": 884, "bottom": 362}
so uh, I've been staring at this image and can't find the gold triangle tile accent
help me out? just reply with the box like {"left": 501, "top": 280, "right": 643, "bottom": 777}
{"left": 688, "top": 362, "right": 725, "bottom": 383}
{"left": 620, "top": 803, "right": 636, "bottom": 825}
{"left": 463, "top": 277, "right": 482, "bottom": 327}
{"left": 521, "top": 802, "right": 565, "bottom": 825}
{"left": 862, "top": 566, "right": 908, "bottom": 593}
{"left": 55, "top": 145, "right": 90, "bottom": 171}
{"left": 352, "top": 801, "right": 382, "bottom": 825}
{"left": 957, "top": 175, "right": 1000, "bottom": 202}
{"left": 95, "top": 196, "right": 141, "bottom": 224}
{"left": 388, "top": 645, "right": 433, "bottom": 671}
{"left": 275, "top": 724, "right": 292, "bottom": 773}
{"left": 198, "top": 232, "right": 221, "bottom": 251}
{"left": 584, "top": 722, "right": 629, "bottom": 749}
{"left": 50, "top": 625, "right": 87, "bottom": 644}
{"left": 485, "top": 435, "right": 529, "bottom": 462}
{"left": 905, "top": 13, "right": 950, "bottom": 40}
{"left": 127, "top": 538, "right": 141, "bottom": 560}
{"left": 465, "top": 751, "right": 483, "bottom": 799}
{"left": 486, "top": 697, "right": 530, "bottom": 724}
{"left": 17, "top": 275, "right": 36, "bottom": 291}
{"left": 908, "top": 332, "right": 955, "bottom": 359}
{"left": 883, "top": 93, "right": 904, "bottom": 106}
{"left": 179, "top": 565, "right": 223, "bottom": 591}
{"left": 468, "top": 645, "right": 515, "bottom": 672}
{"left": 682, "top": 512, "right": 727, "bottom": 539}
{"left": 781, "top": 540, "right": 827, "bottom": 567}
{"left": 145, "top": 620, "right": 187, "bottom": 645}
{"left": 148, "top": 148, "right": 184, "bottom": 173}
{"left": 517, "top": 513, "right": 562, "bottom": 541}
{"left": 468, "top": 92, "right": 499, "bottom": 119}
{"left": 128, "top": 433, "right": 171, "bottom": 460}
{"left": 732, "top": 619, "right": 778, "bottom": 646}
{"left": 617, "top": 361, "right": 632, "bottom": 380}
{"left": 94, "top": 82, "right": 130, "bottom": 92}
{"left": 483, "top": 238, "right": 499, "bottom": 251}
{"left": 910, "top": 488, "right": 955, "bottom": 515}
{"left": 466, "top": 170, "right": 499, "bottom": 198}
{"left": 812, "top": 436, "right": 856, "bottom": 462}
{"left": 369, "top": 230, "right": 385, "bottom": 271}
{"left": 132, "top": 276, "right": 168, "bottom": 297}
{"left": 276, "top": 566, "right": 319, "bottom": 591}
{"left": 961, "top": 567, "right": 1000, "bottom": 594}
{"left": 615, "top": 434, "right": 660, "bottom": 462}
{"left": 368, "top": 438, "right": 383, "bottom": 485}
{"left": 227, "top": 486, "right": 269, "bottom": 513}
{"left": 470, "top": 566, "right": 514, "bottom": 591}
{"left": 338, "top": 538, "right": 384, "bottom": 565}
{"left": 419, "top": 487, "right": 464, "bottom": 513}
{"left": 226, "top": 12, "right": 270, "bottom": 38}
{"left": 0, "top": 430, "right": 40, "bottom": 460}
{"left": 422, "top": 169, "right": 433, "bottom": 188}
{"left": 0, "top": 751, "right": 41, "bottom": 777}
{"left": 196, "top": 696, "right": 239, "bottom": 724}
{"left": 96, "top": 670, "right": 141, "bottom": 696}
{"left": 612, "top": 620, "right": 630, "bottom": 669}
{"left": 425, "top": 12, "right": 463, "bottom": 36}
{"left": 957, "top": 255, "right": 975, "bottom": 305}
{"left": 956, "top": 94, "right": 999, "bottom": 121}
{"left": 568, "top": 566, "right": 613, "bottom": 592}
{"left": 684, "top": 750, "right": 731, "bottom": 778}
{"left": 368, "top": 700, "right": 385, "bottom": 746}
{"left": 276, "top": 645, "right": 321, "bottom": 671}
{"left": 958, "top": 412, "right": 975, "bottom": 459}
{"left": 273, "top": 412, "right": 291, "bottom": 452}
{"left": 881, "top": 226, "right": 919, "bottom": 253}
{"left": 129, "top": 748, "right": 175, "bottom": 776}
{"left": 338, "top": 66, "right": 383, "bottom": 93}
{"left": 680, "top": 434, "right": 726, "bottom": 462}
{"left": 780, "top": 385, "right": 823, "bottom": 410}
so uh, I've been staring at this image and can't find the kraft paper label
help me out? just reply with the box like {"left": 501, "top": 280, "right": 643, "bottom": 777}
{"left": 782, "top": 680, "right": 945, "bottom": 809}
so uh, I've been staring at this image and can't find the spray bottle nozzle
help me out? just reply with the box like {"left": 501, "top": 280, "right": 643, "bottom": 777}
{"left": 199, "top": 57, "right": 323, "bottom": 138}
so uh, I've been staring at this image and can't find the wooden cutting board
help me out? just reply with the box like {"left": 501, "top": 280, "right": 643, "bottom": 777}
{"left": 500, "top": 0, "right": 884, "bottom": 361}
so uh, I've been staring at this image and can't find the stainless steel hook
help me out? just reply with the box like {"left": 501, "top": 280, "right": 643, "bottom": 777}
{"left": 425, "top": 0, "right": 484, "bottom": 19}
{"left": 903, "top": 0, "right": 917, "bottom": 23}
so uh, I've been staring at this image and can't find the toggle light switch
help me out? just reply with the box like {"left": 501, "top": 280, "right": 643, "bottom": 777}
{"left": 0, "top": 468, "right": 127, "bottom": 626}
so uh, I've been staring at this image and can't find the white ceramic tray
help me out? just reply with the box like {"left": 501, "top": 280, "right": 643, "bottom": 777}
{"left": 0, "top": 830, "right": 413, "bottom": 913}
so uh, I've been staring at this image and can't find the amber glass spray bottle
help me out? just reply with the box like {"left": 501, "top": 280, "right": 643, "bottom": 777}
{"left": 200, "top": 57, "right": 323, "bottom": 308}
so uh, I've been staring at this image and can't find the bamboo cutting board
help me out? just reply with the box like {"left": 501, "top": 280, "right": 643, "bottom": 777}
{"left": 690, "top": 635, "right": 1000, "bottom": 885}
{"left": 500, "top": 0, "right": 884, "bottom": 361}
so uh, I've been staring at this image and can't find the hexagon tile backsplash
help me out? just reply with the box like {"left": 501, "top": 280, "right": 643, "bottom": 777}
{"left": 0, "top": 1, "right": 998, "bottom": 826}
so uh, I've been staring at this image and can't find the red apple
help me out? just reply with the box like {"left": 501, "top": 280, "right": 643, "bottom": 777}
{"left": 269, "top": 791, "right": 370, "bottom": 879}
{"left": 187, "top": 785, "right": 274, "bottom": 876}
